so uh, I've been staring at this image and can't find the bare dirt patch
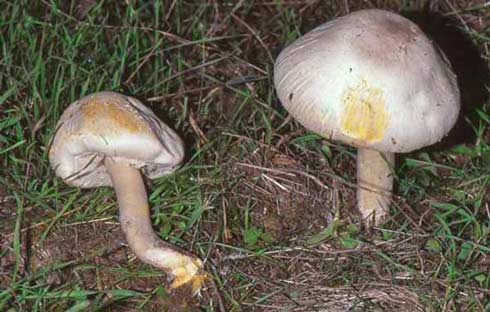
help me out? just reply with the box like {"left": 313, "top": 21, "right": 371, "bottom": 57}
{"left": 221, "top": 132, "right": 362, "bottom": 243}
{"left": 229, "top": 147, "right": 336, "bottom": 242}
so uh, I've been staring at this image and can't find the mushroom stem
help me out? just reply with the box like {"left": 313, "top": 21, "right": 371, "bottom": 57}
{"left": 104, "top": 158, "right": 205, "bottom": 291}
{"left": 357, "top": 148, "right": 395, "bottom": 225}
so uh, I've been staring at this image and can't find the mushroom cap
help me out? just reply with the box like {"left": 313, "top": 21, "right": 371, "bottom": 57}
{"left": 49, "top": 91, "right": 184, "bottom": 188}
{"left": 274, "top": 9, "right": 460, "bottom": 153}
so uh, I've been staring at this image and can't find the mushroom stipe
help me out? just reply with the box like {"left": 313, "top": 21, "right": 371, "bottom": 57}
{"left": 105, "top": 158, "right": 206, "bottom": 291}
{"left": 49, "top": 91, "right": 206, "bottom": 293}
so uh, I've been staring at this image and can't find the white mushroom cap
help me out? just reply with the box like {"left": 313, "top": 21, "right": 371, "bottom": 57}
{"left": 274, "top": 9, "right": 460, "bottom": 153}
{"left": 49, "top": 91, "right": 184, "bottom": 188}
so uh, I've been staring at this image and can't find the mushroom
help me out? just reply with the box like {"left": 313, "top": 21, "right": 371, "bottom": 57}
{"left": 274, "top": 9, "right": 460, "bottom": 225}
{"left": 49, "top": 91, "right": 206, "bottom": 291}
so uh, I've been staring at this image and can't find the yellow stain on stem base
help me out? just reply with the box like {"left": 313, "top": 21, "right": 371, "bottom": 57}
{"left": 340, "top": 80, "right": 388, "bottom": 142}
{"left": 170, "top": 270, "right": 209, "bottom": 292}
{"left": 169, "top": 257, "right": 208, "bottom": 292}
{"left": 165, "top": 254, "right": 208, "bottom": 293}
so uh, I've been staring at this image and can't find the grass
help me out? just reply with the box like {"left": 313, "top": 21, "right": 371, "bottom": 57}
{"left": 1, "top": 0, "right": 490, "bottom": 311}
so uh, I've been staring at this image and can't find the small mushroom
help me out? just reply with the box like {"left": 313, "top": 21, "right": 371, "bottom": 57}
{"left": 49, "top": 91, "right": 206, "bottom": 291}
{"left": 274, "top": 9, "right": 460, "bottom": 225}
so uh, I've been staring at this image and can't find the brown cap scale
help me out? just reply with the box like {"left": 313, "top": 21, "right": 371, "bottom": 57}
{"left": 274, "top": 9, "right": 460, "bottom": 225}
{"left": 49, "top": 91, "right": 206, "bottom": 291}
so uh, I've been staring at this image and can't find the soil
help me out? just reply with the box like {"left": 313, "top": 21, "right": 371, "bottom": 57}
{"left": 228, "top": 146, "right": 338, "bottom": 242}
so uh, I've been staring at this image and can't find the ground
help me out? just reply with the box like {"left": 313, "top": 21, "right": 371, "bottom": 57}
{"left": 1, "top": 0, "right": 490, "bottom": 311}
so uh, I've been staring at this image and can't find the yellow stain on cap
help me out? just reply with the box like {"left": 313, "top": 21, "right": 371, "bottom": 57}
{"left": 80, "top": 98, "right": 145, "bottom": 134}
{"left": 340, "top": 80, "right": 388, "bottom": 142}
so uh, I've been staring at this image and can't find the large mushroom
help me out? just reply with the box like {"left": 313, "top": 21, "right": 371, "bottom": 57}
{"left": 49, "top": 91, "right": 205, "bottom": 291}
{"left": 274, "top": 9, "right": 460, "bottom": 225}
